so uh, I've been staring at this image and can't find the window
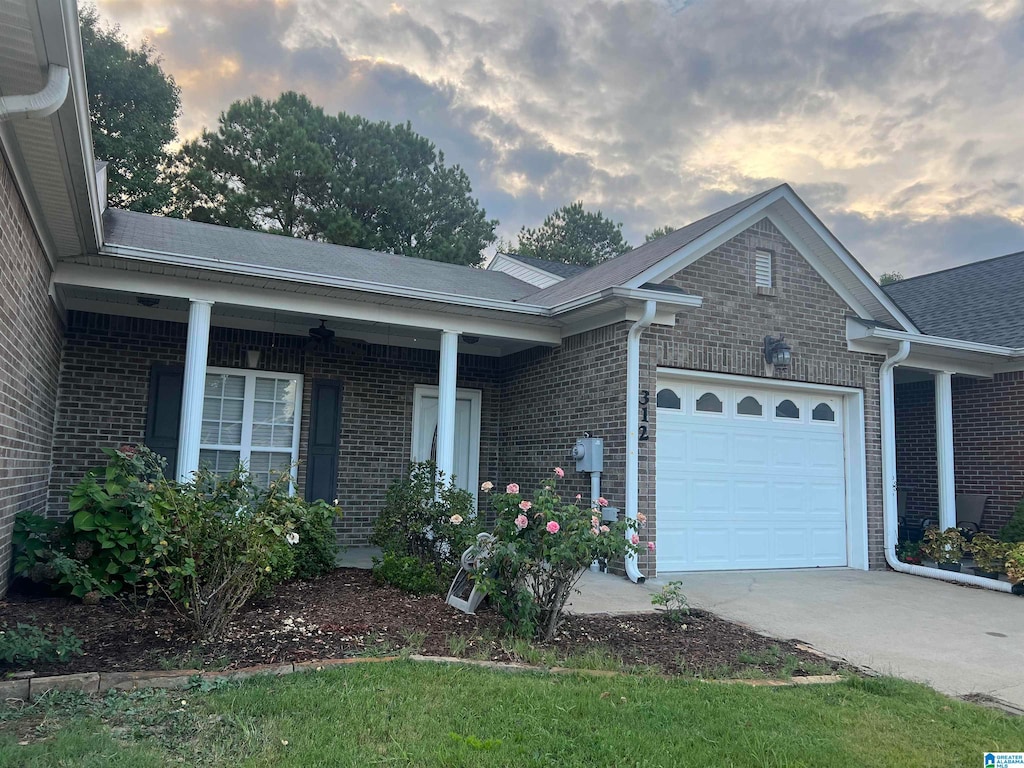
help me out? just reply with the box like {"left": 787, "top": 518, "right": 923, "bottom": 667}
{"left": 736, "top": 395, "right": 763, "bottom": 416}
{"left": 812, "top": 402, "right": 836, "bottom": 422}
{"left": 754, "top": 250, "right": 773, "bottom": 289}
{"left": 656, "top": 388, "right": 681, "bottom": 409}
{"left": 199, "top": 369, "right": 302, "bottom": 488}
{"left": 775, "top": 399, "right": 800, "bottom": 419}
{"left": 695, "top": 392, "right": 723, "bottom": 413}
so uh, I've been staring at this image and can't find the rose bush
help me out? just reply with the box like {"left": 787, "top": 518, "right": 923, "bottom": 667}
{"left": 473, "top": 470, "right": 645, "bottom": 641}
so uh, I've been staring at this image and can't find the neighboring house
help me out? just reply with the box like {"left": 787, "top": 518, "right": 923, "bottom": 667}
{"left": 2, "top": 0, "right": 1022, "bottom": 597}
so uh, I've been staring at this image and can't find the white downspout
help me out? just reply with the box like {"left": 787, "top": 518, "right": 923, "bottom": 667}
{"left": 0, "top": 65, "right": 70, "bottom": 121}
{"left": 625, "top": 299, "right": 657, "bottom": 583}
{"left": 881, "top": 341, "right": 1011, "bottom": 592}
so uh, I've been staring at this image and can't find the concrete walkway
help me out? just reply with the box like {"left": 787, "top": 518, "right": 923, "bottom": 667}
{"left": 569, "top": 568, "right": 1024, "bottom": 709}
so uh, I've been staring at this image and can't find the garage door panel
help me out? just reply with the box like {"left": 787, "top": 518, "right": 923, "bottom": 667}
{"left": 657, "top": 378, "right": 848, "bottom": 572}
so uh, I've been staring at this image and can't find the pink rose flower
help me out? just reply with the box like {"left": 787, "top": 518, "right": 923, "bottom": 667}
{"left": 519, "top": 500, "right": 533, "bottom": 512}
{"left": 514, "top": 514, "right": 528, "bottom": 530}
{"left": 591, "top": 527, "right": 599, "bottom": 536}
{"left": 631, "top": 533, "right": 640, "bottom": 545}
{"left": 546, "top": 521, "right": 560, "bottom": 534}
{"left": 591, "top": 515, "right": 600, "bottom": 528}
{"left": 480, "top": 481, "right": 494, "bottom": 492}
{"left": 506, "top": 483, "right": 520, "bottom": 494}
{"left": 600, "top": 525, "right": 610, "bottom": 534}
{"left": 553, "top": 467, "right": 565, "bottom": 478}
{"left": 575, "top": 493, "right": 582, "bottom": 501}
{"left": 450, "top": 514, "right": 463, "bottom": 525}
{"left": 637, "top": 512, "right": 646, "bottom": 525}
{"left": 597, "top": 497, "right": 609, "bottom": 507}
{"left": 647, "top": 541, "right": 656, "bottom": 552}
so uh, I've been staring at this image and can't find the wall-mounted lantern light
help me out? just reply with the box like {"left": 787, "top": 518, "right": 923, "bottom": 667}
{"left": 763, "top": 334, "right": 792, "bottom": 369}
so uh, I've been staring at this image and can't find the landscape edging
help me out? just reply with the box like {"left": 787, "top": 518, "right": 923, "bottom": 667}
{"left": 4, "top": 656, "right": 844, "bottom": 703}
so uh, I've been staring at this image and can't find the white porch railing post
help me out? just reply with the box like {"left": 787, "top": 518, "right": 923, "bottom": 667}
{"left": 935, "top": 371, "right": 956, "bottom": 530}
{"left": 436, "top": 330, "right": 460, "bottom": 487}
{"left": 177, "top": 299, "right": 213, "bottom": 482}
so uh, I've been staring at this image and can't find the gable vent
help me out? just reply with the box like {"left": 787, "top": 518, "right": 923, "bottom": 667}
{"left": 754, "top": 250, "right": 773, "bottom": 289}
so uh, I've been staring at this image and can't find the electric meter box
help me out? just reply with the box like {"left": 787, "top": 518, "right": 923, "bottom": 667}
{"left": 572, "top": 437, "right": 604, "bottom": 473}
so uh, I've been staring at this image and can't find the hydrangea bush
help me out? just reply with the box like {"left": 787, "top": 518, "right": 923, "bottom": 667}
{"left": 473, "top": 469, "right": 649, "bottom": 641}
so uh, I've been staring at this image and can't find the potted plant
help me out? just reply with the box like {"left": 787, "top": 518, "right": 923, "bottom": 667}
{"left": 921, "top": 527, "right": 966, "bottom": 572}
{"left": 967, "top": 534, "right": 1009, "bottom": 580}
{"left": 1005, "top": 543, "right": 1024, "bottom": 595}
{"left": 896, "top": 539, "right": 923, "bottom": 565}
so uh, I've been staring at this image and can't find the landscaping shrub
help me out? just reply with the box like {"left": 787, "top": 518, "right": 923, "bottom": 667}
{"left": 999, "top": 498, "right": 1024, "bottom": 543}
{"left": 0, "top": 623, "right": 82, "bottom": 667}
{"left": 291, "top": 499, "right": 342, "bottom": 580}
{"left": 967, "top": 534, "right": 1010, "bottom": 575}
{"left": 1006, "top": 544, "right": 1024, "bottom": 584}
{"left": 370, "top": 461, "right": 479, "bottom": 591}
{"left": 651, "top": 581, "right": 690, "bottom": 624}
{"left": 920, "top": 527, "right": 966, "bottom": 565}
{"left": 474, "top": 471, "right": 646, "bottom": 641}
{"left": 371, "top": 553, "right": 441, "bottom": 595}
{"left": 145, "top": 466, "right": 305, "bottom": 639}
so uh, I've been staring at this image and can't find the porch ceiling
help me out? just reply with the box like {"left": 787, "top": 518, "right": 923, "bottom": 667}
{"left": 58, "top": 285, "right": 542, "bottom": 357}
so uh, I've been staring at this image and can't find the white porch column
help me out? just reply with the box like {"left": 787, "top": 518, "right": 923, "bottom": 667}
{"left": 935, "top": 371, "right": 957, "bottom": 530}
{"left": 177, "top": 299, "right": 213, "bottom": 482}
{"left": 436, "top": 330, "right": 460, "bottom": 485}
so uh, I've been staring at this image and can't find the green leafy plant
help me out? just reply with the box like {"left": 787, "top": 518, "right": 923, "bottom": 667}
{"left": 291, "top": 500, "right": 342, "bottom": 580}
{"left": 370, "top": 461, "right": 479, "bottom": 589}
{"left": 896, "top": 539, "right": 924, "bottom": 565}
{"left": 0, "top": 623, "right": 83, "bottom": 667}
{"left": 1005, "top": 543, "right": 1024, "bottom": 584}
{"left": 144, "top": 465, "right": 301, "bottom": 640}
{"left": 371, "top": 553, "right": 441, "bottom": 595}
{"left": 920, "top": 527, "right": 966, "bottom": 565}
{"left": 11, "top": 512, "right": 58, "bottom": 577}
{"left": 968, "top": 534, "right": 1010, "bottom": 575}
{"left": 474, "top": 471, "right": 644, "bottom": 641}
{"left": 651, "top": 581, "right": 691, "bottom": 624}
{"left": 999, "top": 498, "right": 1024, "bottom": 543}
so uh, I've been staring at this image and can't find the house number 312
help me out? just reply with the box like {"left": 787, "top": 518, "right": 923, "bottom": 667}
{"left": 639, "top": 390, "right": 650, "bottom": 441}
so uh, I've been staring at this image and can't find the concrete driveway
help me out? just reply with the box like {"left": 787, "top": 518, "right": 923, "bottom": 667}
{"left": 568, "top": 568, "right": 1024, "bottom": 709}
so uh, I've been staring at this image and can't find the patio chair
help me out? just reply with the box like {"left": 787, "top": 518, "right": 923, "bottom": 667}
{"left": 921, "top": 494, "right": 989, "bottom": 536}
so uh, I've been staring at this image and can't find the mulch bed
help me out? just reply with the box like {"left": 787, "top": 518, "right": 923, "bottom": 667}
{"left": 2, "top": 568, "right": 842, "bottom": 679}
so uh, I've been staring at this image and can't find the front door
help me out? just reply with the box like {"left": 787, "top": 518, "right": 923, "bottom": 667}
{"left": 411, "top": 385, "right": 482, "bottom": 506}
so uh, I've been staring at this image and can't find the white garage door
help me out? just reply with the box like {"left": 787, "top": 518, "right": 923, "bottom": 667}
{"left": 656, "top": 379, "right": 848, "bottom": 571}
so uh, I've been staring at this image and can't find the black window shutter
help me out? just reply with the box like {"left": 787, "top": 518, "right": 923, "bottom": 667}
{"left": 145, "top": 364, "right": 184, "bottom": 479}
{"left": 305, "top": 379, "right": 342, "bottom": 503}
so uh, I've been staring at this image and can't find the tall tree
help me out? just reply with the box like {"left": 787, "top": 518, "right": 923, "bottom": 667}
{"left": 170, "top": 93, "right": 497, "bottom": 266}
{"left": 645, "top": 225, "right": 677, "bottom": 242}
{"left": 80, "top": 7, "right": 180, "bottom": 212}
{"left": 509, "top": 202, "right": 631, "bottom": 266}
{"left": 879, "top": 271, "right": 904, "bottom": 285}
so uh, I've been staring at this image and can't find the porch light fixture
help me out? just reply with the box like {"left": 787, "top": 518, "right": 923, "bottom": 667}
{"left": 763, "top": 335, "right": 792, "bottom": 368}
{"left": 246, "top": 349, "right": 261, "bottom": 369}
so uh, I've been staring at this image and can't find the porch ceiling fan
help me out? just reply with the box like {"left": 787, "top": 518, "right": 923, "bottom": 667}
{"left": 305, "top": 319, "right": 364, "bottom": 360}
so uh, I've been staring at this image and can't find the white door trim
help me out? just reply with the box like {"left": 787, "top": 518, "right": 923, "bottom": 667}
{"left": 411, "top": 385, "right": 482, "bottom": 505}
{"left": 656, "top": 368, "right": 869, "bottom": 571}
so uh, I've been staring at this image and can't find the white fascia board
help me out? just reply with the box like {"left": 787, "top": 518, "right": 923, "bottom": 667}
{"left": 53, "top": 263, "right": 563, "bottom": 344}
{"left": 99, "top": 243, "right": 552, "bottom": 318}
{"left": 547, "top": 286, "right": 702, "bottom": 315}
{"left": 851, "top": 323, "right": 1024, "bottom": 358}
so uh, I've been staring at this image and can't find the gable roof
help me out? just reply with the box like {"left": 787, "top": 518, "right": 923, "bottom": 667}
{"left": 520, "top": 188, "right": 780, "bottom": 307}
{"left": 498, "top": 252, "right": 590, "bottom": 279}
{"left": 102, "top": 208, "right": 538, "bottom": 303}
{"left": 883, "top": 250, "right": 1024, "bottom": 347}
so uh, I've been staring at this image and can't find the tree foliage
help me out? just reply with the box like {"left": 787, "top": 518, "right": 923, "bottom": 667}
{"left": 80, "top": 7, "right": 180, "bottom": 212}
{"left": 645, "top": 225, "right": 677, "bottom": 242}
{"left": 169, "top": 92, "right": 497, "bottom": 265}
{"left": 508, "top": 202, "right": 631, "bottom": 266}
{"left": 879, "top": 271, "right": 904, "bottom": 285}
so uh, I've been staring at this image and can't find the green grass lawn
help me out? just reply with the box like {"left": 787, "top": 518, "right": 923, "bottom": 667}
{"left": 1, "top": 661, "right": 1021, "bottom": 767}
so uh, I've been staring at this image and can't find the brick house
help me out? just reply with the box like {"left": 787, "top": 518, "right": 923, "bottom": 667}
{"left": 2, "top": 0, "right": 1022, "bottom": 596}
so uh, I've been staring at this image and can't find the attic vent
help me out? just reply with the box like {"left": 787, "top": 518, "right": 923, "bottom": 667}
{"left": 754, "top": 250, "right": 773, "bottom": 289}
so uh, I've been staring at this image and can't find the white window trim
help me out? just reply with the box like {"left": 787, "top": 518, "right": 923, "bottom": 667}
{"left": 201, "top": 367, "right": 303, "bottom": 491}
{"left": 694, "top": 388, "right": 727, "bottom": 417}
{"left": 810, "top": 398, "right": 841, "bottom": 426}
{"left": 734, "top": 391, "right": 767, "bottom": 419}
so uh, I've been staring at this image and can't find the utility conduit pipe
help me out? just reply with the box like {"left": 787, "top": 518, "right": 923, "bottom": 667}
{"left": 625, "top": 299, "right": 657, "bottom": 583}
{"left": 880, "top": 341, "right": 1011, "bottom": 592}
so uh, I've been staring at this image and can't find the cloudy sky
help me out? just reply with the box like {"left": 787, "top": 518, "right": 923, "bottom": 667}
{"left": 94, "top": 0, "right": 1024, "bottom": 278}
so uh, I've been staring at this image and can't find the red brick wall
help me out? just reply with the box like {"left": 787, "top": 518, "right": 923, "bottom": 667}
{"left": 0, "top": 153, "right": 64, "bottom": 595}
{"left": 49, "top": 311, "right": 502, "bottom": 546}
{"left": 897, "top": 373, "right": 1024, "bottom": 534}
{"left": 646, "top": 217, "right": 887, "bottom": 570}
